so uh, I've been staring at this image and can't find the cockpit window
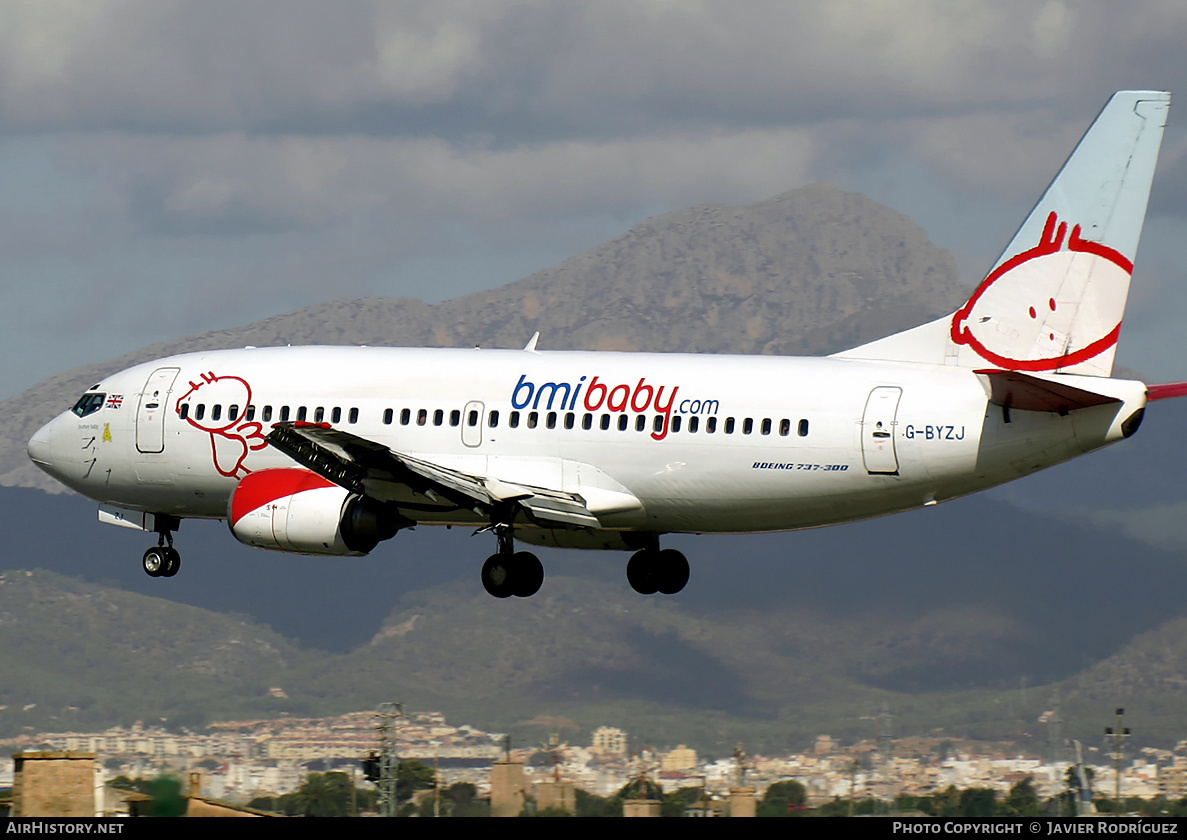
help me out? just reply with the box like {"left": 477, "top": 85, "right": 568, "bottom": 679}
{"left": 72, "top": 392, "right": 106, "bottom": 418}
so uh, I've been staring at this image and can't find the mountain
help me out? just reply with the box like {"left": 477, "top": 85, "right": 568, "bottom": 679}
{"left": 5, "top": 462, "right": 1187, "bottom": 750}
{"left": 0, "top": 183, "right": 965, "bottom": 491}
{"left": 0, "top": 569, "right": 307, "bottom": 734}
{"left": 4, "top": 180, "right": 1183, "bottom": 753}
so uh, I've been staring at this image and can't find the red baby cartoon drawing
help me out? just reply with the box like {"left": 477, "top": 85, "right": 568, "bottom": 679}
{"left": 174, "top": 372, "right": 268, "bottom": 478}
{"left": 950, "top": 211, "right": 1133, "bottom": 372}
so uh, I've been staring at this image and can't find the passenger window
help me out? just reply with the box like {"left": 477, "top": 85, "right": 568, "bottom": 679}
{"left": 509, "top": 411, "right": 520, "bottom": 429}
{"left": 197, "top": 404, "right": 206, "bottom": 421}
{"left": 653, "top": 415, "right": 664, "bottom": 434}
{"left": 742, "top": 418, "right": 753, "bottom": 435}
{"left": 450, "top": 410, "right": 461, "bottom": 427}
{"left": 761, "top": 418, "right": 771, "bottom": 435}
{"left": 400, "top": 408, "right": 410, "bottom": 425}
{"left": 314, "top": 407, "right": 324, "bottom": 423}
{"left": 417, "top": 409, "right": 427, "bottom": 425}
{"left": 618, "top": 415, "right": 629, "bottom": 431}
{"left": 296, "top": 406, "right": 307, "bottom": 422}
{"left": 672, "top": 416, "right": 682, "bottom": 433}
{"left": 706, "top": 417, "right": 717, "bottom": 433}
{"left": 263, "top": 406, "right": 273, "bottom": 422}
{"left": 798, "top": 419, "right": 809, "bottom": 437}
{"left": 527, "top": 412, "right": 538, "bottom": 429}
{"left": 179, "top": 403, "right": 190, "bottom": 420}
{"left": 245, "top": 405, "right": 256, "bottom": 421}
{"left": 468, "top": 410, "right": 479, "bottom": 426}
{"left": 331, "top": 407, "right": 342, "bottom": 424}
{"left": 779, "top": 419, "right": 790, "bottom": 436}
{"left": 212, "top": 405, "right": 222, "bottom": 422}
{"left": 600, "top": 414, "right": 611, "bottom": 430}
{"left": 383, "top": 408, "right": 394, "bottom": 425}
{"left": 228, "top": 405, "right": 239, "bottom": 421}
{"left": 279, "top": 406, "right": 290, "bottom": 422}
{"left": 433, "top": 409, "right": 444, "bottom": 426}
{"left": 349, "top": 408, "right": 358, "bottom": 424}
{"left": 725, "top": 417, "right": 735, "bottom": 434}
{"left": 546, "top": 412, "right": 557, "bottom": 429}
{"left": 582, "top": 413, "right": 592, "bottom": 430}
{"left": 564, "top": 412, "right": 575, "bottom": 430}
{"left": 488, "top": 410, "right": 499, "bottom": 428}
{"left": 689, "top": 416, "right": 699, "bottom": 433}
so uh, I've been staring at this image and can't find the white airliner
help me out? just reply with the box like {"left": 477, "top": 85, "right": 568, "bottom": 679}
{"left": 27, "top": 91, "right": 1184, "bottom": 598}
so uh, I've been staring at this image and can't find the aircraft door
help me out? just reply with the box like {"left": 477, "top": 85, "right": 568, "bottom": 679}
{"left": 462, "top": 401, "right": 484, "bottom": 447}
{"left": 861, "top": 386, "right": 902, "bottom": 475}
{"left": 136, "top": 367, "right": 181, "bottom": 454}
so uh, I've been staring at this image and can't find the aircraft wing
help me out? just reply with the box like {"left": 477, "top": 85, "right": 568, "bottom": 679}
{"left": 265, "top": 422, "right": 604, "bottom": 528}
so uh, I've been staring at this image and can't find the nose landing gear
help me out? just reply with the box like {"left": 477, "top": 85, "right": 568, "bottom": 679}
{"left": 142, "top": 515, "right": 181, "bottom": 578}
{"left": 142, "top": 545, "right": 180, "bottom": 578}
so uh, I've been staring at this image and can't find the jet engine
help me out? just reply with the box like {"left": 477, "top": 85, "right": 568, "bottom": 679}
{"left": 229, "top": 468, "right": 402, "bottom": 556}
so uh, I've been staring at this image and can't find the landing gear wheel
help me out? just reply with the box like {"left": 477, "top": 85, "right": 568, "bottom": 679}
{"left": 142, "top": 547, "right": 166, "bottom": 578}
{"left": 482, "top": 554, "right": 515, "bottom": 599}
{"left": 512, "top": 552, "right": 544, "bottom": 598}
{"left": 159, "top": 546, "right": 181, "bottom": 578}
{"left": 656, "top": 549, "right": 689, "bottom": 595}
{"left": 627, "top": 549, "right": 660, "bottom": 595}
{"left": 627, "top": 548, "right": 689, "bottom": 595}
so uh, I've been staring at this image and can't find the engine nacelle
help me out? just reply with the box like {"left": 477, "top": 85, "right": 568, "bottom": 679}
{"left": 229, "top": 468, "right": 400, "bottom": 556}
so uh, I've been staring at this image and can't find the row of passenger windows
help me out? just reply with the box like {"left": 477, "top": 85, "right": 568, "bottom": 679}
{"left": 176, "top": 401, "right": 810, "bottom": 439}
{"left": 382, "top": 407, "right": 810, "bottom": 437}
{"left": 179, "top": 404, "right": 360, "bottom": 425}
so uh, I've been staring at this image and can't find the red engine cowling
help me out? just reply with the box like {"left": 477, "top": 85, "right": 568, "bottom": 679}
{"left": 228, "top": 468, "right": 398, "bottom": 556}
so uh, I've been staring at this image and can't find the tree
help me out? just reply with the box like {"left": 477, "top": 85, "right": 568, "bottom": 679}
{"left": 575, "top": 788, "right": 618, "bottom": 818}
{"left": 1003, "top": 777, "right": 1041, "bottom": 817}
{"left": 443, "top": 782, "right": 488, "bottom": 818}
{"left": 396, "top": 759, "right": 436, "bottom": 806}
{"left": 759, "top": 780, "right": 808, "bottom": 817}
{"left": 959, "top": 787, "right": 997, "bottom": 818}
{"left": 294, "top": 772, "right": 346, "bottom": 817}
{"left": 662, "top": 786, "right": 706, "bottom": 818}
{"left": 146, "top": 776, "right": 186, "bottom": 818}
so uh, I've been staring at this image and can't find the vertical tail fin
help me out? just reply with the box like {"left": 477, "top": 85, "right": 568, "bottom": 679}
{"left": 836, "top": 91, "right": 1170, "bottom": 375}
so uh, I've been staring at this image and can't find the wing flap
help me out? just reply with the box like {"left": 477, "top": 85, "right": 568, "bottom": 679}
{"left": 265, "top": 424, "right": 606, "bottom": 528}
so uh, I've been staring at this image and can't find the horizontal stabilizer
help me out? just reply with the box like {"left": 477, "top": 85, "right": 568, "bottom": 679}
{"left": 1147, "top": 382, "right": 1187, "bottom": 401}
{"left": 975, "top": 369, "right": 1121, "bottom": 414}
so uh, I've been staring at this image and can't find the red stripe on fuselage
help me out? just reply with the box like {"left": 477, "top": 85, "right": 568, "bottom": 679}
{"left": 229, "top": 468, "right": 337, "bottom": 525}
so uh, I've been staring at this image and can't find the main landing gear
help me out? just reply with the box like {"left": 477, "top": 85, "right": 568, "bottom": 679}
{"left": 480, "top": 513, "right": 543, "bottom": 599}
{"left": 142, "top": 515, "right": 181, "bottom": 578}
{"left": 626, "top": 546, "right": 689, "bottom": 595}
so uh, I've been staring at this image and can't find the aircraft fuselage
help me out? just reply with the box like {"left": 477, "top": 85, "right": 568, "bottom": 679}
{"left": 29, "top": 345, "right": 1146, "bottom": 538}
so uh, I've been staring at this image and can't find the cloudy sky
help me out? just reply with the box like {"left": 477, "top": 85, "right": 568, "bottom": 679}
{"left": 3, "top": 1, "right": 1187, "bottom": 402}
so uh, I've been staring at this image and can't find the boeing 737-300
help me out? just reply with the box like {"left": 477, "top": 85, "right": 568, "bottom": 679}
{"left": 26, "top": 91, "right": 1185, "bottom": 598}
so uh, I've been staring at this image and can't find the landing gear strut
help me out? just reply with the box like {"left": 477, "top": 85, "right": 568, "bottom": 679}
{"left": 626, "top": 546, "right": 689, "bottom": 595}
{"left": 479, "top": 509, "right": 543, "bottom": 598}
{"left": 142, "top": 516, "right": 181, "bottom": 578}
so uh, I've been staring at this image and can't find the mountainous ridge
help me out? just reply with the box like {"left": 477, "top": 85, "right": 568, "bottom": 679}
{"left": 5, "top": 180, "right": 1183, "bottom": 752}
{"left": 0, "top": 182, "right": 966, "bottom": 491}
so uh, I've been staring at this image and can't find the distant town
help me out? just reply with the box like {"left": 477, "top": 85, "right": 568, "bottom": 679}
{"left": 4, "top": 708, "right": 1186, "bottom": 810}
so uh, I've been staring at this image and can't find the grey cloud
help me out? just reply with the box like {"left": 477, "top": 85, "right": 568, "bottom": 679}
{"left": 3, "top": 2, "right": 1186, "bottom": 141}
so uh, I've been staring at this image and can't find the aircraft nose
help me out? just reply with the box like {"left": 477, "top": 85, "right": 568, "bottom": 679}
{"left": 27, "top": 420, "right": 55, "bottom": 467}
{"left": 27, "top": 415, "right": 74, "bottom": 487}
